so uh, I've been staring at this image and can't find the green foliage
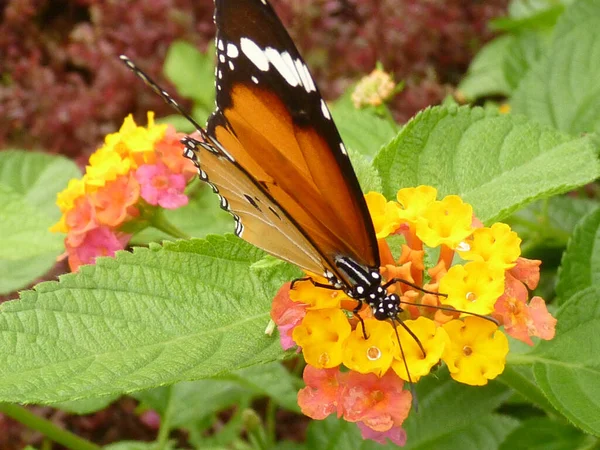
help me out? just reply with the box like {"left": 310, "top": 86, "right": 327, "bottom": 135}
{"left": 499, "top": 417, "right": 594, "bottom": 450}
{"left": 0, "top": 150, "right": 81, "bottom": 294}
{"left": 403, "top": 370, "right": 516, "bottom": 450}
{"left": 4, "top": 6, "right": 600, "bottom": 447}
{"left": 511, "top": 0, "right": 600, "bottom": 134}
{"left": 373, "top": 106, "right": 600, "bottom": 223}
{"left": 555, "top": 208, "right": 600, "bottom": 304}
{"left": 329, "top": 92, "right": 398, "bottom": 158}
{"left": 164, "top": 40, "right": 215, "bottom": 122}
{"left": 0, "top": 236, "right": 292, "bottom": 404}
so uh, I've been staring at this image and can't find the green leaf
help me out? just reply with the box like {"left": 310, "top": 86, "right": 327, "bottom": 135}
{"left": 0, "top": 150, "right": 81, "bottom": 220}
{"left": 491, "top": 4, "right": 565, "bottom": 32}
{"left": 507, "top": 196, "right": 598, "bottom": 254}
{"left": 330, "top": 94, "right": 398, "bottom": 159}
{"left": 499, "top": 365, "right": 560, "bottom": 415}
{"left": 134, "top": 380, "right": 250, "bottom": 430}
{"left": 0, "top": 185, "right": 64, "bottom": 294}
{"left": 503, "top": 31, "right": 552, "bottom": 91}
{"left": 164, "top": 40, "right": 215, "bottom": 120}
{"left": 403, "top": 369, "right": 515, "bottom": 449}
{"left": 526, "top": 287, "right": 600, "bottom": 435}
{"left": 305, "top": 416, "right": 376, "bottom": 450}
{"left": 0, "top": 151, "right": 81, "bottom": 294}
{"left": 457, "top": 35, "right": 514, "bottom": 101}
{"left": 0, "top": 235, "right": 289, "bottom": 404}
{"left": 227, "top": 362, "right": 301, "bottom": 412}
{"left": 348, "top": 148, "right": 383, "bottom": 194}
{"left": 511, "top": 0, "right": 600, "bottom": 134}
{"left": 373, "top": 106, "right": 600, "bottom": 224}
{"left": 499, "top": 417, "right": 596, "bottom": 450}
{"left": 556, "top": 209, "right": 600, "bottom": 304}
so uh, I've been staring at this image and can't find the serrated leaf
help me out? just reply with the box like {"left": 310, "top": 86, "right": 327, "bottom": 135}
{"left": 402, "top": 369, "right": 513, "bottom": 449}
{"left": 0, "top": 235, "right": 289, "bottom": 403}
{"left": 528, "top": 287, "right": 600, "bottom": 435}
{"left": 499, "top": 417, "right": 594, "bottom": 450}
{"left": 330, "top": 94, "right": 398, "bottom": 158}
{"left": 555, "top": 209, "right": 600, "bottom": 304}
{"left": 0, "top": 150, "right": 81, "bottom": 220}
{"left": 511, "top": 0, "right": 600, "bottom": 134}
{"left": 164, "top": 40, "right": 215, "bottom": 118}
{"left": 373, "top": 106, "right": 600, "bottom": 224}
{"left": 348, "top": 148, "right": 383, "bottom": 194}
{"left": 457, "top": 35, "right": 514, "bottom": 101}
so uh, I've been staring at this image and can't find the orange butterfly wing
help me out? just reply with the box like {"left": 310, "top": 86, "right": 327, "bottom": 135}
{"left": 195, "top": 0, "right": 379, "bottom": 283}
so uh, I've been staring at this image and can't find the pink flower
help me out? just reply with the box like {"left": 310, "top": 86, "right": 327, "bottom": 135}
{"left": 66, "top": 226, "right": 130, "bottom": 271}
{"left": 297, "top": 365, "right": 341, "bottom": 420}
{"left": 357, "top": 422, "right": 407, "bottom": 446}
{"left": 270, "top": 283, "right": 307, "bottom": 350}
{"left": 135, "top": 162, "right": 188, "bottom": 209}
{"left": 338, "top": 370, "right": 412, "bottom": 432}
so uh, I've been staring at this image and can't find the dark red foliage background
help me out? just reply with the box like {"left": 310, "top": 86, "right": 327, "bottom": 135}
{"left": 0, "top": 0, "right": 508, "bottom": 447}
{"left": 1, "top": 0, "right": 507, "bottom": 160}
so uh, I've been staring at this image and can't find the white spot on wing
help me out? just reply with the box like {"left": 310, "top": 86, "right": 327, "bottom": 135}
{"left": 320, "top": 99, "right": 331, "bottom": 120}
{"left": 218, "top": 39, "right": 224, "bottom": 51}
{"left": 265, "top": 48, "right": 299, "bottom": 86}
{"left": 219, "top": 54, "right": 225, "bottom": 63}
{"left": 251, "top": 76, "right": 259, "bottom": 84}
{"left": 227, "top": 43, "right": 239, "bottom": 58}
{"left": 228, "top": 60, "right": 234, "bottom": 70}
{"left": 241, "top": 38, "right": 269, "bottom": 71}
{"left": 339, "top": 142, "right": 348, "bottom": 155}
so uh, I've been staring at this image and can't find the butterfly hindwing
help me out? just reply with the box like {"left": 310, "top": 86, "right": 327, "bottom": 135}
{"left": 183, "top": 135, "right": 329, "bottom": 276}
{"left": 204, "top": 0, "right": 379, "bottom": 280}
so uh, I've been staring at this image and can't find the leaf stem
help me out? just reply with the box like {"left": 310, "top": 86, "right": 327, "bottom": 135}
{"left": 156, "top": 386, "right": 174, "bottom": 450}
{"left": 0, "top": 403, "right": 101, "bottom": 450}
{"left": 265, "top": 398, "right": 277, "bottom": 446}
{"left": 149, "top": 208, "right": 191, "bottom": 240}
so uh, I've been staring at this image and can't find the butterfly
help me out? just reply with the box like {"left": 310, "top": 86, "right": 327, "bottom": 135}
{"left": 121, "top": 0, "right": 414, "bottom": 325}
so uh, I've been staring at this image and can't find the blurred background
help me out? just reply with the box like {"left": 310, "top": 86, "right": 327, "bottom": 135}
{"left": 0, "top": 0, "right": 507, "bottom": 161}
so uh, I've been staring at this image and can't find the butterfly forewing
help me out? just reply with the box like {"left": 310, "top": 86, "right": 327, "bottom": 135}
{"left": 202, "top": 0, "right": 379, "bottom": 281}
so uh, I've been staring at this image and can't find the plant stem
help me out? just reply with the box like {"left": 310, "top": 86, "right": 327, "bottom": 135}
{"left": 156, "top": 386, "right": 174, "bottom": 450}
{"left": 149, "top": 209, "right": 191, "bottom": 240}
{"left": 265, "top": 399, "right": 277, "bottom": 446}
{"left": 0, "top": 403, "right": 101, "bottom": 450}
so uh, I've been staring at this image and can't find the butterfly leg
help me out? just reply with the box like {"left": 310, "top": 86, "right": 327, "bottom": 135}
{"left": 352, "top": 300, "right": 369, "bottom": 339}
{"left": 291, "top": 277, "right": 342, "bottom": 291}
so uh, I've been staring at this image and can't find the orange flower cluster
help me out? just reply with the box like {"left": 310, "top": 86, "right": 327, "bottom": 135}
{"left": 51, "top": 113, "right": 196, "bottom": 271}
{"left": 271, "top": 186, "right": 557, "bottom": 446}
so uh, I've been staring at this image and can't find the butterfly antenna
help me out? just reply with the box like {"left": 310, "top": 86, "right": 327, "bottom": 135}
{"left": 119, "top": 55, "right": 208, "bottom": 139}
{"left": 390, "top": 316, "right": 419, "bottom": 412}
{"left": 399, "top": 299, "right": 499, "bottom": 326}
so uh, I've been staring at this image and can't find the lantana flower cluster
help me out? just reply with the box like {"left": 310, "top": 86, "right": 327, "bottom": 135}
{"left": 271, "top": 186, "right": 557, "bottom": 446}
{"left": 51, "top": 113, "right": 196, "bottom": 271}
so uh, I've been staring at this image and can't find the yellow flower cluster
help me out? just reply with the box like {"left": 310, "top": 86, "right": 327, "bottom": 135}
{"left": 280, "top": 186, "right": 542, "bottom": 387}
